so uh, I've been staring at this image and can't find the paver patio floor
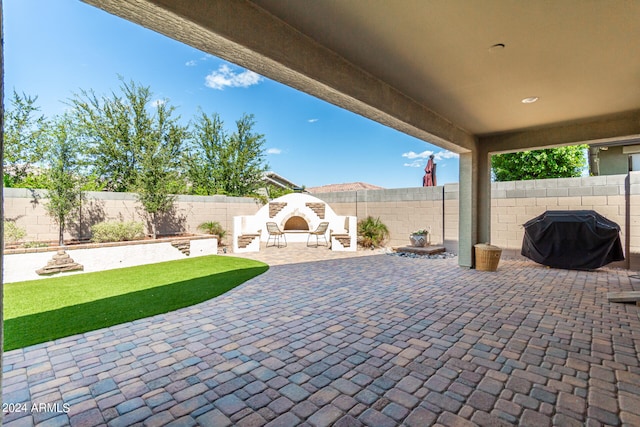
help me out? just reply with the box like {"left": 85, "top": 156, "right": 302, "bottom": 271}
{"left": 3, "top": 254, "right": 640, "bottom": 426}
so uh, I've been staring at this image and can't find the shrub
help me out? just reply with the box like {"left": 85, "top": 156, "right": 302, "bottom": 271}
{"left": 197, "top": 221, "right": 227, "bottom": 239}
{"left": 91, "top": 221, "right": 145, "bottom": 243}
{"left": 24, "top": 241, "right": 49, "bottom": 249}
{"left": 358, "top": 216, "right": 390, "bottom": 248}
{"left": 4, "top": 220, "right": 27, "bottom": 244}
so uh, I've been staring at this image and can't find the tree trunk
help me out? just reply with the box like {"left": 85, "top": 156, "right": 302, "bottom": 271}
{"left": 151, "top": 213, "right": 157, "bottom": 239}
{"left": 58, "top": 219, "right": 65, "bottom": 246}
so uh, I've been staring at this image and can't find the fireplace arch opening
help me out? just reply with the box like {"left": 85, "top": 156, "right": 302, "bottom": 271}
{"left": 284, "top": 216, "right": 309, "bottom": 231}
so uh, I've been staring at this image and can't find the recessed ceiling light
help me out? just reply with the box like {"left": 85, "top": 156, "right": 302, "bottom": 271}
{"left": 521, "top": 96, "right": 539, "bottom": 104}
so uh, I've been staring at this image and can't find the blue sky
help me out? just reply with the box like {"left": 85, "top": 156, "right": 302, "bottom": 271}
{"left": 4, "top": 0, "right": 459, "bottom": 189}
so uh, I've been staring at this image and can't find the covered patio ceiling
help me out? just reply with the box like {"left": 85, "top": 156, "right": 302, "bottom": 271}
{"left": 254, "top": 0, "right": 640, "bottom": 141}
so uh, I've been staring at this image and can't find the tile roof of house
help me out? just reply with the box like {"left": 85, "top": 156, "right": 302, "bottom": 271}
{"left": 306, "top": 182, "right": 385, "bottom": 193}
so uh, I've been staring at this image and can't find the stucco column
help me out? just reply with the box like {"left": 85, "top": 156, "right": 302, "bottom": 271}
{"left": 478, "top": 147, "right": 492, "bottom": 245}
{"left": 458, "top": 148, "right": 491, "bottom": 268}
{"left": 458, "top": 152, "right": 477, "bottom": 267}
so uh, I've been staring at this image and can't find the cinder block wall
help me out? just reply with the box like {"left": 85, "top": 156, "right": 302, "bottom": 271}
{"left": 317, "top": 174, "right": 633, "bottom": 268}
{"left": 6, "top": 173, "right": 639, "bottom": 269}
{"left": 491, "top": 175, "right": 627, "bottom": 265}
{"left": 314, "top": 186, "right": 449, "bottom": 249}
{"left": 3, "top": 188, "right": 260, "bottom": 244}
{"left": 627, "top": 173, "right": 640, "bottom": 270}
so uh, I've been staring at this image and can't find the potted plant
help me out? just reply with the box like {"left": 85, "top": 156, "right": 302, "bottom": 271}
{"left": 409, "top": 227, "right": 430, "bottom": 247}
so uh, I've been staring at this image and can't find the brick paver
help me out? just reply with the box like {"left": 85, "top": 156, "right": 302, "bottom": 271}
{"left": 3, "top": 249, "right": 640, "bottom": 426}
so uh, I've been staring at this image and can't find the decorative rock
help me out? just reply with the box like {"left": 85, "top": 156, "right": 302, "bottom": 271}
{"left": 388, "top": 251, "right": 457, "bottom": 260}
{"left": 36, "top": 250, "right": 84, "bottom": 275}
{"left": 394, "top": 245, "right": 446, "bottom": 255}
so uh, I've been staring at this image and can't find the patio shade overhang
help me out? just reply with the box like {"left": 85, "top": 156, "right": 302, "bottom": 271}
{"left": 80, "top": 0, "right": 640, "bottom": 266}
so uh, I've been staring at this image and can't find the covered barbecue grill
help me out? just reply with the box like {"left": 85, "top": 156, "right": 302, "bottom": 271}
{"left": 521, "top": 210, "right": 624, "bottom": 270}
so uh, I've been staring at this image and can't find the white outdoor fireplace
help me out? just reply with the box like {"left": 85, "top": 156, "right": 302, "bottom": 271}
{"left": 233, "top": 193, "right": 356, "bottom": 252}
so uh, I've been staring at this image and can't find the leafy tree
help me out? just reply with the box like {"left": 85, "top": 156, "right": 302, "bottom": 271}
{"left": 18, "top": 173, "right": 51, "bottom": 190}
{"left": 69, "top": 78, "right": 188, "bottom": 193}
{"left": 184, "top": 111, "right": 226, "bottom": 195}
{"left": 4, "top": 90, "right": 48, "bottom": 186}
{"left": 43, "top": 115, "right": 85, "bottom": 246}
{"left": 135, "top": 102, "right": 187, "bottom": 239}
{"left": 266, "top": 184, "right": 294, "bottom": 200}
{"left": 70, "top": 78, "right": 188, "bottom": 238}
{"left": 217, "top": 114, "right": 269, "bottom": 196}
{"left": 491, "top": 145, "right": 588, "bottom": 181}
{"left": 4, "top": 221, "right": 27, "bottom": 245}
{"left": 185, "top": 112, "right": 269, "bottom": 197}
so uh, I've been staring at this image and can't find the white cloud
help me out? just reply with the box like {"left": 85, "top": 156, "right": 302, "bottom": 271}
{"left": 402, "top": 150, "right": 433, "bottom": 160}
{"left": 150, "top": 99, "right": 166, "bottom": 108}
{"left": 205, "top": 64, "right": 263, "bottom": 90}
{"left": 308, "top": 118, "right": 319, "bottom": 123}
{"left": 186, "top": 55, "right": 214, "bottom": 66}
{"left": 402, "top": 149, "right": 459, "bottom": 162}
{"left": 434, "top": 150, "right": 459, "bottom": 161}
{"left": 267, "top": 148, "right": 282, "bottom": 155}
{"left": 403, "top": 161, "right": 423, "bottom": 168}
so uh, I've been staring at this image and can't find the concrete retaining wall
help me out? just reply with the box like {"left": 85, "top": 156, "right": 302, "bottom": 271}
{"left": 4, "top": 236, "right": 218, "bottom": 283}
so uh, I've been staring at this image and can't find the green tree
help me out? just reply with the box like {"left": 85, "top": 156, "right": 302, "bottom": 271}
{"left": 266, "top": 184, "right": 294, "bottom": 200}
{"left": 43, "top": 115, "right": 85, "bottom": 246}
{"left": 185, "top": 112, "right": 269, "bottom": 197}
{"left": 4, "top": 90, "right": 48, "bottom": 186}
{"left": 217, "top": 113, "right": 269, "bottom": 196}
{"left": 70, "top": 78, "right": 188, "bottom": 192}
{"left": 184, "top": 111, "right": 226, "bottom": 195}
{"left": 491, "top": 145, "right": 588, "bottom": 181}
{"left": 135, "top": 101, "right": 187, "bottom": 239}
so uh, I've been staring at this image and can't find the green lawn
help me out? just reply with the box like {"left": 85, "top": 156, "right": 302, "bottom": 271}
{"left": 4, "top": 255, "right": 268, "bottom": 351}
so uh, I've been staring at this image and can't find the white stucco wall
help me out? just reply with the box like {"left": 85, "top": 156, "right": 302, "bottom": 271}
{"left": 4, "top": 238, "right": 217, "bottom": 283}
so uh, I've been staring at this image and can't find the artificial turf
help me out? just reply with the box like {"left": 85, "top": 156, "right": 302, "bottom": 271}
{"left": 4, "top": 255, "right": 268, "bottom": 351}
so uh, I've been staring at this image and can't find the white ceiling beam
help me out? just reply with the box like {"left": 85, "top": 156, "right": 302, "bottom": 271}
{"left": 479, "top": 110, "right": 640, "bottom": 154}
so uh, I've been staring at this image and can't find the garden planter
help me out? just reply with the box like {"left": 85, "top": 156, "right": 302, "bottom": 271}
{"left": 410, "top": 233, "right": 429, "bottom": 247}
{"left": 4, "top": 235, "right": 217, "bottom": 283}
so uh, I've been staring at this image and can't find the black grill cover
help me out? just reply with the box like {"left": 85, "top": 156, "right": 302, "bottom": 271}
{"left": 521, "top": 210, "right": 624, "bottom": 270}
